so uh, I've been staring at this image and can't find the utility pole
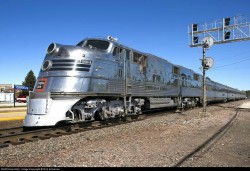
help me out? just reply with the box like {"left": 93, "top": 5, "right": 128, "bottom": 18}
{"left": 200, "top": 36, "right": 214, "bottom": 114}
{"left": 202, "top": 46, "right": 206, "bottom": 113}
{"left": 14, "top": 85, "right": 16, "bottom": 107}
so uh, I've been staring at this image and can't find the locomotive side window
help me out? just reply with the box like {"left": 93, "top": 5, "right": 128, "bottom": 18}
{"left": 173, "top": 66, "right": 180, "bottom": 75}
{"left": 126, "top": 49, "right": 130, "bottom": 60}
{"left": 133, "top": 52, "right": 147, "bottom": 73}
{"left": 112, "top": 47, "right": 117, "bottom": 56}
{"left": 141, "top": 56, "right": 147, "bottom": 73}
{"left": 133, "top": 52, "right": 145, "bottom": 63}
{"left": 194, "top": 74, "right": 200, "bottom": 81}
{"left": 133, "top": 52, "right": 141, "bottom": 63}
{"left": 153, "top": 75, "right": 161, "bottom": 83}
{"left": 112, "top": 47, "right": 122, "bottom": 61}
{"left": 118, "top": 69, "right": 123, "bottom": 78}
{"left": 207, "top": 85, "right": 212, "bottom": 91}
{"left": 181, "top": 73, "right": 187, "bottom": 78}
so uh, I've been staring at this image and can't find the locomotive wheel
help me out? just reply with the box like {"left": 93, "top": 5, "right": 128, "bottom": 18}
{"left": 95, "top": 109, "right": 106, "bottom": 121}
{"left": 99, "top": 112, "right": 105, "bottom": 120}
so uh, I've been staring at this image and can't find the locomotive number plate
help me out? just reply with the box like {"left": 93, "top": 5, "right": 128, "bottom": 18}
{"left": 78, "top": 60, "right": 92, "bottom": 65}
{"left": 35, "top": 78, "right": 48, "bottom": 92}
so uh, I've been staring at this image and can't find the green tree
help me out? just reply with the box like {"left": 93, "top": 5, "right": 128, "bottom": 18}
{"left": 21, "top": 70, "right": 37, "bottom": 95}
{"left": 246, "top": 90, "right": 250, "bottom": 98}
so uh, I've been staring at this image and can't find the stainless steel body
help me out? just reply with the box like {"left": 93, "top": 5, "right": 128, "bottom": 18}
{"left": 23, "top": 36, "right": 246, "bottom": 127}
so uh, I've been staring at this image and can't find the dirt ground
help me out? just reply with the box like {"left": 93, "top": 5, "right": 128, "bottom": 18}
{"left": 181, "top": 108, "right": 250, "bottom": 166}
{"left": 0, "top": 99, "right": 250, "bottom": 167}
{"left": 0, "top": 120, "right": 23, "bottom": 129}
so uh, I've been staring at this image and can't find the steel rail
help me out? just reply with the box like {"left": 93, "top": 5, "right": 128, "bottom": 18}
{"left": 0, "top": 101, "right": 243, "bottom": 149}
{"left": 0, "top": 113, "right": 146, "bottom": 148}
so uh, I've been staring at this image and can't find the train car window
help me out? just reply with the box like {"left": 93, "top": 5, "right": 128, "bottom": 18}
{"left": 133, "top": 52, "right": 147, "bottom": 74}
{"left": 113, "top": 47, "right": 121, "bottom": 60}
{"left": 112, "top": 47, "right": 117, "bottom": 56}
{"left": 82, "top": 40, "right": 110, "bottom": 50}
{"left": 138, "top": 55, "right": 144, "bottom": 64}
{"left": 194, "top": 74, "right": 199, "bottom": 81}
{"left": 133, "top": 52, "right": 141, "bottom": 63}
{"left": 181, "top": 73, "right": 187, "bottom": 78}
{"left": 173, "top": 66, "right": 180, "bottom": 75}
{"left": 173, "top": 79, "right": 178, "bottom": 86}
{"left": 207, "top": 85, "right": 212, "bottom": 91}
{"left": 153, "top": 75, "right": 161, "bottom": 83}
{"left": 118, "top": 69, "right": 123, "bottom": 78}
{"left": 143, "top": 56, "right": 148, "bottom": 67}
{"left": 126, "top": 49, "right": 130, "bottom": 60}
{"left": 141, "top": 56, "right": 147, "bottom": 73}
{"left": 182, "top": 80, "right": 186, "bottom": 87}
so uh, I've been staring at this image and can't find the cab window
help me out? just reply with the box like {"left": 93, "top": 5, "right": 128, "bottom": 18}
{"left": 77, "top": 40, "right": 110, "bottom": 50}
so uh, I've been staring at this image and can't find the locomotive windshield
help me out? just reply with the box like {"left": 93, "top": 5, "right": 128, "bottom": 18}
{"left": 76, "top": 39, "right": 110, "bottom": 50}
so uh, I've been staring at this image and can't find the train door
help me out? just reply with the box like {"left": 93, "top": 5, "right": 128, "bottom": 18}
{"left": 121, "top": 49, "right": 132, "bottom": 95}
{"left": 121, "top": 48, "right": 132, "bottom": 115}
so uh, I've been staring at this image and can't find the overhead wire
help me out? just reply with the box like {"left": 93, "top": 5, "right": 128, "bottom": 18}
{"left": 210, "top": 57, "right": 250, "bottom": 70}
{"left": 212, "top": 43, "right": 250, "bottom": 63}
{"left": 193, "top": 44, "right": 250, "bottom": 72}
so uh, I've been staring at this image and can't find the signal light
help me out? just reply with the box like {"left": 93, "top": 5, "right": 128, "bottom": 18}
{"left": 224, "top": 31, "right": 231, "bottom": 39}
{"left": 193, "top": 36, "right": 199, "bottom": 44}
{"left": 224, "top": 18, "right": 230, "bottom": 26}
{"left": 192, "top": 24, "right": 198, "bottom": 31}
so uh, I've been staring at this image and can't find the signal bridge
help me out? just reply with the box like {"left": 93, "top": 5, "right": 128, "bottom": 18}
{"left": 188, "top": 14, "right": 250, "bottom": 47}
{"left": 188, "top": 14, "right": 250, "bottom": 114}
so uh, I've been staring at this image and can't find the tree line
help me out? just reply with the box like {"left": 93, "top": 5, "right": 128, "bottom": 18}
{"left": 246, "top": 90, "right": 250, "bottom": 98}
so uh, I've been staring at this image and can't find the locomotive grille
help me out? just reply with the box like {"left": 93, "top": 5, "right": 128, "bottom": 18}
{"left": 49, "top": 59, "right": 91, "bottom": 72}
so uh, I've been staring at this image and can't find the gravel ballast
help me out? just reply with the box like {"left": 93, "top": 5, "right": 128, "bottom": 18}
{"left": 0, "top": 100, "right": 250, "bottom": 167}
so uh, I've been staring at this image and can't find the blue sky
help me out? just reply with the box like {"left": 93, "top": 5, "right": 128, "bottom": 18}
{"left": 0, "top": 0, "right": 250, "bottom": 91}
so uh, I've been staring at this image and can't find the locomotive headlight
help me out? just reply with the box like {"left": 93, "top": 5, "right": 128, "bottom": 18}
{"left": 42, "top": 60, "right": 52, "bottom": 71}
{"left": 47, "top": 43, "right": 57, "bottom": 54}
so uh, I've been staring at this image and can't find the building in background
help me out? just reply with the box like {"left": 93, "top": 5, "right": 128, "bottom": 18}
{"left": 0, "top": 84, "right": 24, "bottom": 102}
{"left": 0, "top": 84, "right": 14, "bottom": 102}
{"left": 0, "top": 84, "right": 14, "bottom": 93}
{"left": 0, "top": 92, "right": 14, "bottom": 102}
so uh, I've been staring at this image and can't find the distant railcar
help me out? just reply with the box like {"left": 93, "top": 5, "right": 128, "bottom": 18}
{"left": 23, "top": 36, "right": 247, "bottom": 128}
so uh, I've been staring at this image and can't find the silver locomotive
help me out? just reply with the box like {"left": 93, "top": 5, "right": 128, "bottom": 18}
{"left": 23, "top": 36, "right": 246, "bottom": 127}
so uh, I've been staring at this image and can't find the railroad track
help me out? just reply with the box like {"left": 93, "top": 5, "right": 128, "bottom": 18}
{"left": 0, "top": 106, "right": 178, "bottom": 149}
{"left": 0, "top": 126, "right": 23, "bottom": 137}
{"left": 0, "top": 101, "right": 244, "bottom": 149}
{"left": 0, "top": 114, "right": 147, "bottom": 148}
